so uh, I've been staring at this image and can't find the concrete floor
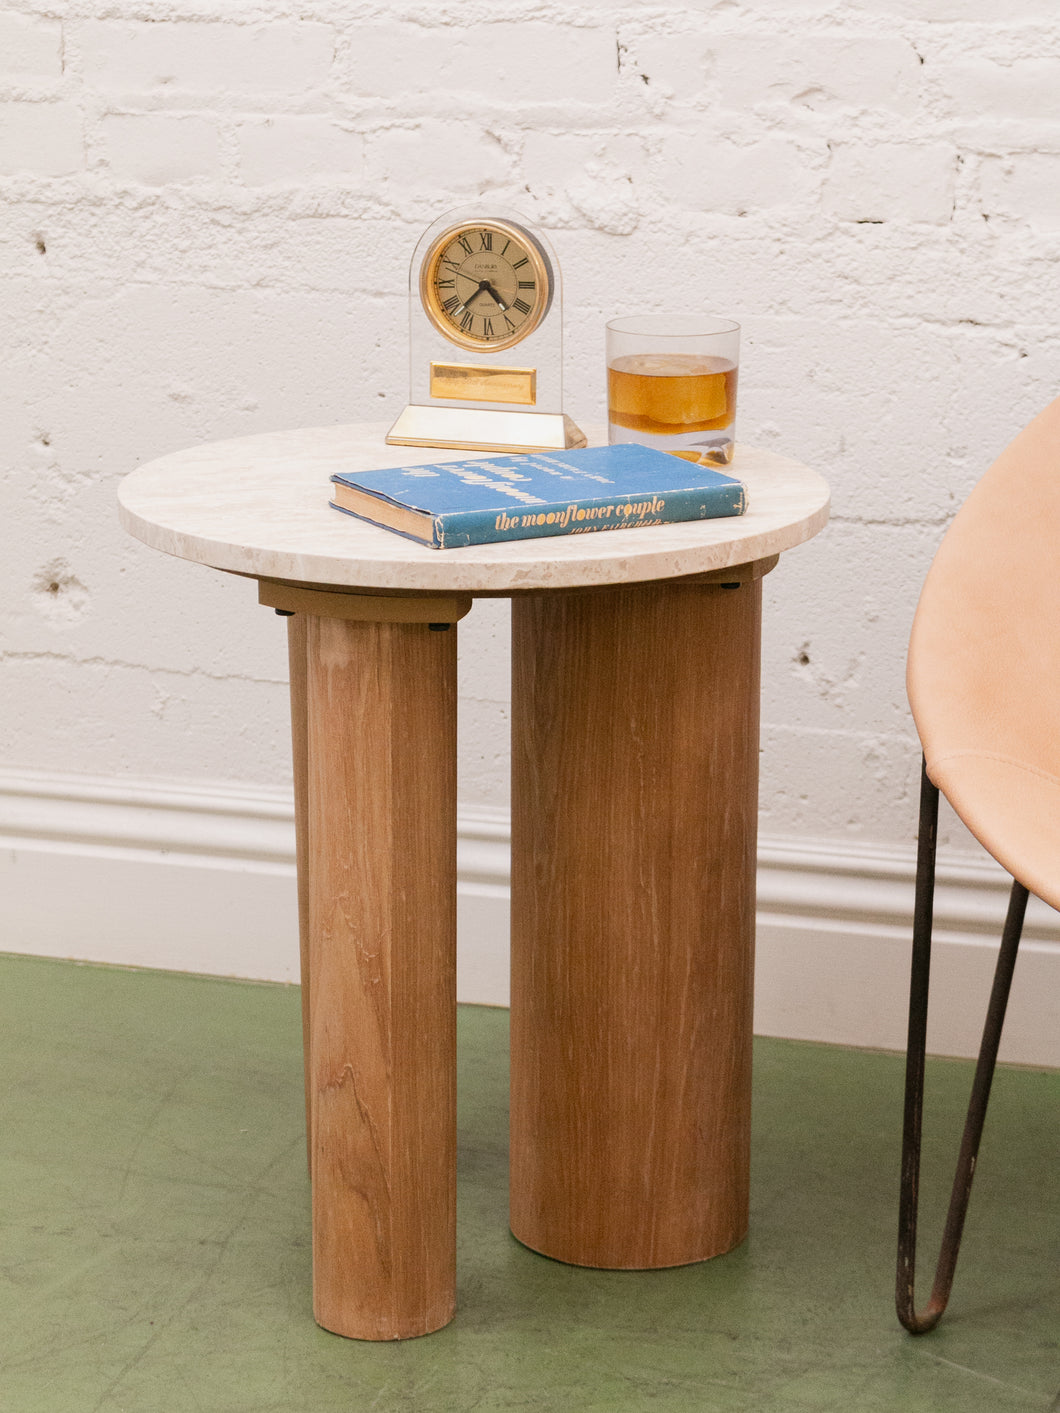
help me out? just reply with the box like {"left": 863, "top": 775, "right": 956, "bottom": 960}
{"left": 0, "top": 952, "right": 1057, "bottom": 1412}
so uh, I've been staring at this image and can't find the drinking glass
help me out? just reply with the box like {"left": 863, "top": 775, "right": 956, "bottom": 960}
{"left": 606, "top": 314, "right": 740, "bottom": 466}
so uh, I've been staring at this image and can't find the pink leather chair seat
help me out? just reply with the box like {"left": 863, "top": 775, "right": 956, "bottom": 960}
{"left": 908, "top": 396, "right": 1060, "bottom": 910}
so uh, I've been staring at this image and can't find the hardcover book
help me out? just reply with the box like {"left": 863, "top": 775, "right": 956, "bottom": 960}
{"left": 329, "top": 444, "right": 746, "bottom": 549}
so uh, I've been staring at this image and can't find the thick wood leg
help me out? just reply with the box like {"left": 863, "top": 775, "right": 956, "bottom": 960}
{"left": 305, "top": 614, "right": 457, "bottom": 1339}
{"left": 509, "top": 577, "right": 762, "bottom": 1269}
{"left": 286, "top": 613, "right": 312, "bottom": 1175}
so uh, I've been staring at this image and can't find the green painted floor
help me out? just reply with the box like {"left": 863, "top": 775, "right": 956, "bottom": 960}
{"left": 0, "top": 954, "right": 1057, "bottom": 1412}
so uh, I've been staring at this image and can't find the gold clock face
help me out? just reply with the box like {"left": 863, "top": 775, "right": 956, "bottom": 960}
{"left": 420, "top": 219, "right": 553, "bottom": 353}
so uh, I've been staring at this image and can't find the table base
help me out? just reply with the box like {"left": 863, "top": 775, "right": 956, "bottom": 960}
{"left": 278, "top": 567, "right": 766, "bottom": 1335}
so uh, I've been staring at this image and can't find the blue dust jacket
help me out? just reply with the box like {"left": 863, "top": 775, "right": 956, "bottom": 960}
{"left": 329, "top": 443, "right": 746, "bottom": 549}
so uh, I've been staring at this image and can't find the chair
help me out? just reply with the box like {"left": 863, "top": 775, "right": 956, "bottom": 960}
{"left": 897, "top": 395, "right": 1060, "bottom": 1333}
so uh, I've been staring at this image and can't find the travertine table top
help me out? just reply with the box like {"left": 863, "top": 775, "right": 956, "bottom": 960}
{"left": 118, "top": 421, "right": 829, "bottom": 593}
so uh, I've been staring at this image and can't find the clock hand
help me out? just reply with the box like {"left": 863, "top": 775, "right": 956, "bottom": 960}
{"left": 440, "top": 269, "right": 481, "bottom": 296}
{"left": 482, "top": 283, "right": 510, "bottom": 311}
{"left": 462, "top": 282, "right": 491, "bottom": 308}
{"left": 462, "top": 281, "right": 513, "bottom": 313}
{"left": 449, "top": 279, "right": 513, "bottom": 314}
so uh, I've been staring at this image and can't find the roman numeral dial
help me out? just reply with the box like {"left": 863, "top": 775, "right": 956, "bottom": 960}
{"left": 420, "top": 218, "right": 553, "bottom": 351}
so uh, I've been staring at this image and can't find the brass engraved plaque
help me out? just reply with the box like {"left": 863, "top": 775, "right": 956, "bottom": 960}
{"left": 430, "top": 362, "right": 537, "bottom": 406}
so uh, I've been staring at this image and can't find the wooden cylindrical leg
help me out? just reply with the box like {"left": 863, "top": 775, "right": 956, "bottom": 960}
{"left": 305, "top": 614, "right": 457, "bottom": 1339}
{"left": 286, "top": 613, "right": 312, "bottom": 1176}
{"left": 509, "top": 579, "right": 762, "bottom": 1269}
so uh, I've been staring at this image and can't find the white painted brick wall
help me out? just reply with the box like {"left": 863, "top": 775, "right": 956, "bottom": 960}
{"left": 823, "top": 142, "right": 957, "bottom": 224}
{"left": 344, "top": 23, "right": 617, "bottom": 107}
{"left": 0, "top": 12, "right": 62, "bottom": 81}
{"left": 237, "top": 116, "right": 363, "bottom": 187}
{"left": 74, "top": 21, "right": 336, "bottom": 98}
{"left": 658, "top": 133, "right": 824, "bottom": 215}
{"left": 101, "top": 112, "right": 221, "bottom": 185}
{"left": 849, "top": 0, "right": 1053, "bottom": 18}
{"left": 366, "top": 122, "right": 509, "bottom": 195}
{"left": 635, "top": 33, "right": 923, "bottom": 113}
{"left": 939, "top": 58, "right": 1060, "bottom": 123}
{"left": 980, "top": 154, "right": 1060, "bottom": 231}
{"left": 3, "top": 0, "right": 1060, "bottom": 865}
{"left": 0, "top": 100, "right": 81, "bottom": 174}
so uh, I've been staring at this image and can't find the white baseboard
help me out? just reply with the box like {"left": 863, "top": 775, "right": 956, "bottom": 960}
{"left": 1, "top": 767, "right": 1057, "bottom": 1066}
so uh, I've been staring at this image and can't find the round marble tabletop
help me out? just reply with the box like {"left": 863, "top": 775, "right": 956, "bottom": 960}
{"left": 118, "top": 421, "right": 830, "bottom": 594}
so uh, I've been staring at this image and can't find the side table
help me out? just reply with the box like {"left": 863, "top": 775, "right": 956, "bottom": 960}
{"left": 118, "top": 422, "right": 829, "bottom": 1340}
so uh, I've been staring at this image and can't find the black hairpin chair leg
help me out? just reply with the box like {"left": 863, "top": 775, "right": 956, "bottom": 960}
{"left": 896, "top": 757, "right": 1029, "bottom": 1334}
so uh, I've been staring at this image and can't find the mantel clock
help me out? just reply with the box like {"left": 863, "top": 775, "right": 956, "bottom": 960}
{"left": 387, "top": 207, "right": 586, "bottom": 454}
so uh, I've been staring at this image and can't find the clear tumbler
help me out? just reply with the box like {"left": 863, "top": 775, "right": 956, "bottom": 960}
{"left": 606, "top": 314, "right": 740, "bottom": 466}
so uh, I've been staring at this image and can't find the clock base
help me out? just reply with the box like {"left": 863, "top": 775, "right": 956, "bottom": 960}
{"left": 386, "top": 405, "right": 587, "bottom": 454}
